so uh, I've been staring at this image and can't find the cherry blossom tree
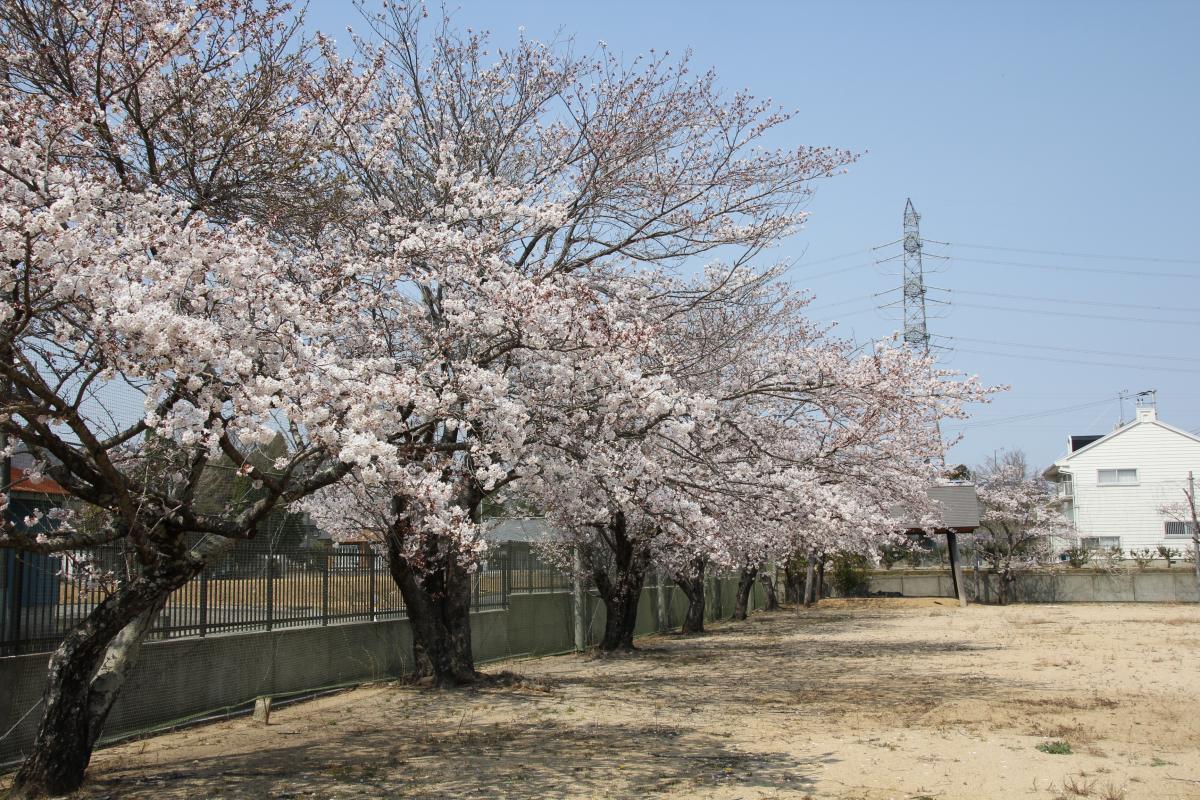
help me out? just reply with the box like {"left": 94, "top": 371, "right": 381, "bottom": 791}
{"left": 0, "top": 5, "right": 1000, "bottom": 793}
{"left": 0, "top": 2, "right": 372, "bottom": 794}
{"left": 297, "top": 4, "right": 856, "bottom": 673}
{"left": 1155, "top": 472, "right": 1200, "bottom": 602}
{"left": 530, "top": 264, "right": 991, "bottom": 648}
{"left": 974, "top": 451, "right": 1072, "bottom": 604}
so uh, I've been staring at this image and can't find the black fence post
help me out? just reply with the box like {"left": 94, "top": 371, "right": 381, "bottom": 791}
{"left": 501, "top": 544, "right": 511, "bottom": 607}
{"left": 198, "top": 568, "right": 208, "bottom": 637}
{"left": 369, "top": 552, "right": 377, "bottom": 622}
{"left": 321, "top": 550, "right": 330, "bottom": 626}
{"left": 265, "top": 555, "right": 275, "bottom": 632}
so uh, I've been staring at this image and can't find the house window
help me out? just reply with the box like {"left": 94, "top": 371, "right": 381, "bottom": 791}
{"left": 1080, "top": 536, "right": 1120, "bottom": 550}
{"left": 1097, "top": 468, "right": 1138, "bottom": 485}
{"left": 1165, "top": 521, "right": 1196, "bottom": 539}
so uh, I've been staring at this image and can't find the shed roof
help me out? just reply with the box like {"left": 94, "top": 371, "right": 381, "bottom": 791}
{"left": 483, "top": 517, "right": 557, "bottom": 543}
{"left": 927, "top": 484, "right": 981, "bottom": 529}
{"left": 896, "top": 483, "right": 981, "bottom": 532}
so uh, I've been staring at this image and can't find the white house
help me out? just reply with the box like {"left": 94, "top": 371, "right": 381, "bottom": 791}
{"left": 1043, "top": 405, "right": 1200, "bottom": 553}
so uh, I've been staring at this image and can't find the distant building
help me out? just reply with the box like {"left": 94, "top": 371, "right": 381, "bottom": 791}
{"left": 1043, "top": 405, "right": 1200, "bottom": 552}
{"left": 3, "top": 451, "right": 72, "bottom": 639}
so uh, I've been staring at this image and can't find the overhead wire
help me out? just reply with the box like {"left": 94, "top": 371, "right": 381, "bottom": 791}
{"left": 944, "top": 289, "right": 1200, "bottom": 315}
{"left": 937, "top": 255, "right": 1200, "bottom": 280}
{"left": 944, "top": 242, "right": 1200, "bottom": 266}
{"left": 804, "top": 292, "right": 879, "bottom": 312}
{"left": 791, "top": 247, "right": 876, "bottom": 267}
{"left": 943, "top": 396, "right": 1119, "bottom": 430}
{"left": 940, "top": 336, "right": 1200, "bottom": 364}
{"left": 950, "top": 301, "right": 1200, "bottom": 326}
{"left": 949, "top": 346, "right": 1200, "bottom": 374}
{"left": 794, "top": 260, "right": 879, "bottom": 281}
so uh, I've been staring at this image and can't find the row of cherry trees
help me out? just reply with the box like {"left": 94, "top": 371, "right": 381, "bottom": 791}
{"left": 0, "top": 2, "right": 990, "bottom": 796}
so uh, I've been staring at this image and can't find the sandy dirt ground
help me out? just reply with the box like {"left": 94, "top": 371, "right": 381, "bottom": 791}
{"left": 23, "top": 599, "right": 1200, "bottom": 799}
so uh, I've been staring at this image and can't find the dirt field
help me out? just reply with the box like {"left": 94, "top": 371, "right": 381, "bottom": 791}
{"left": 44, "top": 599, "right": 1200, "bottom": 799}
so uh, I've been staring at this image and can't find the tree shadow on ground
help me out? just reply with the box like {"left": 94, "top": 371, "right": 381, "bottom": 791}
{"left": 75, "top": 603, "right": 1045, "bottom": 799}
{"left": 82, "top": 716, "right": 833, "bottom": 799}
{"left": 545, "top": 611, "right": 1008, "bottom": 723}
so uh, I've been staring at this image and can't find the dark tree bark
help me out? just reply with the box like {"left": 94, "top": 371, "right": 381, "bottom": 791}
{"left": 674, "top": 557, "right": 707, "bottom": 635}
{"left": 760, "top": 571, "right": 780, "bottom": 611}
{"left": 711, "top": 572, "right": 723, "bottom": 619}
{"left": 381, "top": 482, "right": 486, "bottom": 687}
{"left": 591, "top": 511, "right": 649, "bottom": 652}
{"left": 385, "top": 509, "right": 478, "bottom": 687}
{"left": 11, "top": 558, "right": 201, "bottom": 799}
{"left": 732, "top": 565, "right": 758, "bottom": 621}
{"left": 815, "top": 557, "right": 826, "bottom": 602}
{"left": 783, "top": 554, "right": 804, "bottom": 604}
{"left": 997, "top": 567, "right": 1014, "bottom": 605}
{"left": 802, "top": 552, "right": 816, "bottom": 609}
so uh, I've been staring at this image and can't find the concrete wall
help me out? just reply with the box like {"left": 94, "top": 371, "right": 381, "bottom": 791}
{"left": 867, "top": 568, "right": 1199, "bottom": 603}
{"left": 0, "top": 578, "right": 759, "bottom": 767}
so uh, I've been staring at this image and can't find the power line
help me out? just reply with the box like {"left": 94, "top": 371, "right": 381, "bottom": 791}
{"left": 943, "top": 255, "right": 1200, "bottom": 280}
{"left": 794, "top": 247, "right": 876, "bottom": 267}
{"left": 798, "top": 260, "right": 879, "bottom": 281}
{"left": 809, "top": 305, "right": 879, "bottom": 321}
{"left": 944, "top": 396, "right": 1119, "bottom": 430}
{"left": 950, "top": 346, "right": 1200, "bottom": 374}
{"left": 805, "top": 294, "right": 877, "bottom": 312}
{"left": 940, "top": 335, "right": 1200, "bottom": 364}
{"left": 952, "top": 301, "right": 1200, "bottom": 326}
{"left": 946, "top": 242, "right": 1200, "bottom": 266}
{"left": 945, "top": 289, "right": 1200, "bottom": 315}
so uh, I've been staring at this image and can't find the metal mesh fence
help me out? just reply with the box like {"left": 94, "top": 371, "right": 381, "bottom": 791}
{"left": 1, "top": 535, "right": 567, "bottom": 657}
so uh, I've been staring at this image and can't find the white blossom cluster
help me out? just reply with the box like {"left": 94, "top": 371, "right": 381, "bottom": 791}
{"left": 0, "top": 0, "right": 996, "bottom": 592}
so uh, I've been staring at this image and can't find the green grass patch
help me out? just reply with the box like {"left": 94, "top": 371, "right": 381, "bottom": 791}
{"left": 1036, "top": 740, "right": 1072, "bottom": 755}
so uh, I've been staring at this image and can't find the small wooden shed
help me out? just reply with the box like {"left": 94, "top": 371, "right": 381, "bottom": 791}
{"left": 903, "top": 483, "right": 981, "bottom": 607}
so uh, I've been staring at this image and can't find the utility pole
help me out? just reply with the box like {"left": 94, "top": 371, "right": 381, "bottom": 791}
{"left": 1188, "top": 471, "right": 1200, "bottom": 603}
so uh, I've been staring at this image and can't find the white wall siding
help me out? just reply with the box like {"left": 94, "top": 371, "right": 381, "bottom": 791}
{"left": 1059, "top": 421, "right": 1200, "bottom": 552}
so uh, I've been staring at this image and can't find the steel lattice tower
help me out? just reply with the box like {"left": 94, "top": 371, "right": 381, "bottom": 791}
{"left": 902, "top": 198, "right": 930, "bottom": 353}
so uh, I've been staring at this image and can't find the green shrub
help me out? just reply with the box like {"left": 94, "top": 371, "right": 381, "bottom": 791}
{"left": 1128, "top": 548, "right": 1155, "bottom": 569}
{"left": 1036, "top": 740, "right": 1072, "bottom": 755}
{"left": 831, "top": 554, "right": 871, "bottom": 597}
{"left": 1156, "top": 545, "right": 1181, "bottom": 567}
{"left": 1063, "top": 545, "right": 1092, "bottom": 568}
{"left": 878, "top": 544, "right": 907, "bottom": 570}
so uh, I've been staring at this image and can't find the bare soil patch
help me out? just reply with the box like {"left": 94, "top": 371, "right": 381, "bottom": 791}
{"left": 19, "top": 599, "right": 1200, "bottom": 799}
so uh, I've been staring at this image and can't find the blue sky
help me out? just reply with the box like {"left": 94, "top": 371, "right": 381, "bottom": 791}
{"left": 307, "top": 0, "right": 1200, "bottom": 472}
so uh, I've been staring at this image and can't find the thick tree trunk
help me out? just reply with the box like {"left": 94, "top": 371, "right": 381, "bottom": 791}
{"left": 383, "top": 487, "right": 482, "bottom": 687}
{"left": 732, "top": 566, "right": 758, "bottom": 621}
{"left": 802, "top": 552, "right": 816, "bottom": 609}
{"left": 11, "top": 560, "right": 199, "bottom": 799}
{"left": 674, "top": 557, "right": 707, "bottom": 635}
{"left": 654, "top": 570, "right": 671, "bottom": 632}
{"left": 591, "top": 511, "right": 648, "bottom": 652}
{"left": 595, "top": 568, "right": 644, "bottom": 651}
{"left": 710, "top": 573, "right": 723, "bottom": 619}
{"left": 386, "top": 537, "right": 477, "bottom": 687}
{"left": 815, "top": 558, "right": 825, "bottom": 602}
{"left": 998, "top": 568, "right": 1014, "bottom": 606}
{"left": 760, "top": 571, "right": 780, "bottom": 611}
{"left": 783, "top": 558, "right": 803, "bottom": 605}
